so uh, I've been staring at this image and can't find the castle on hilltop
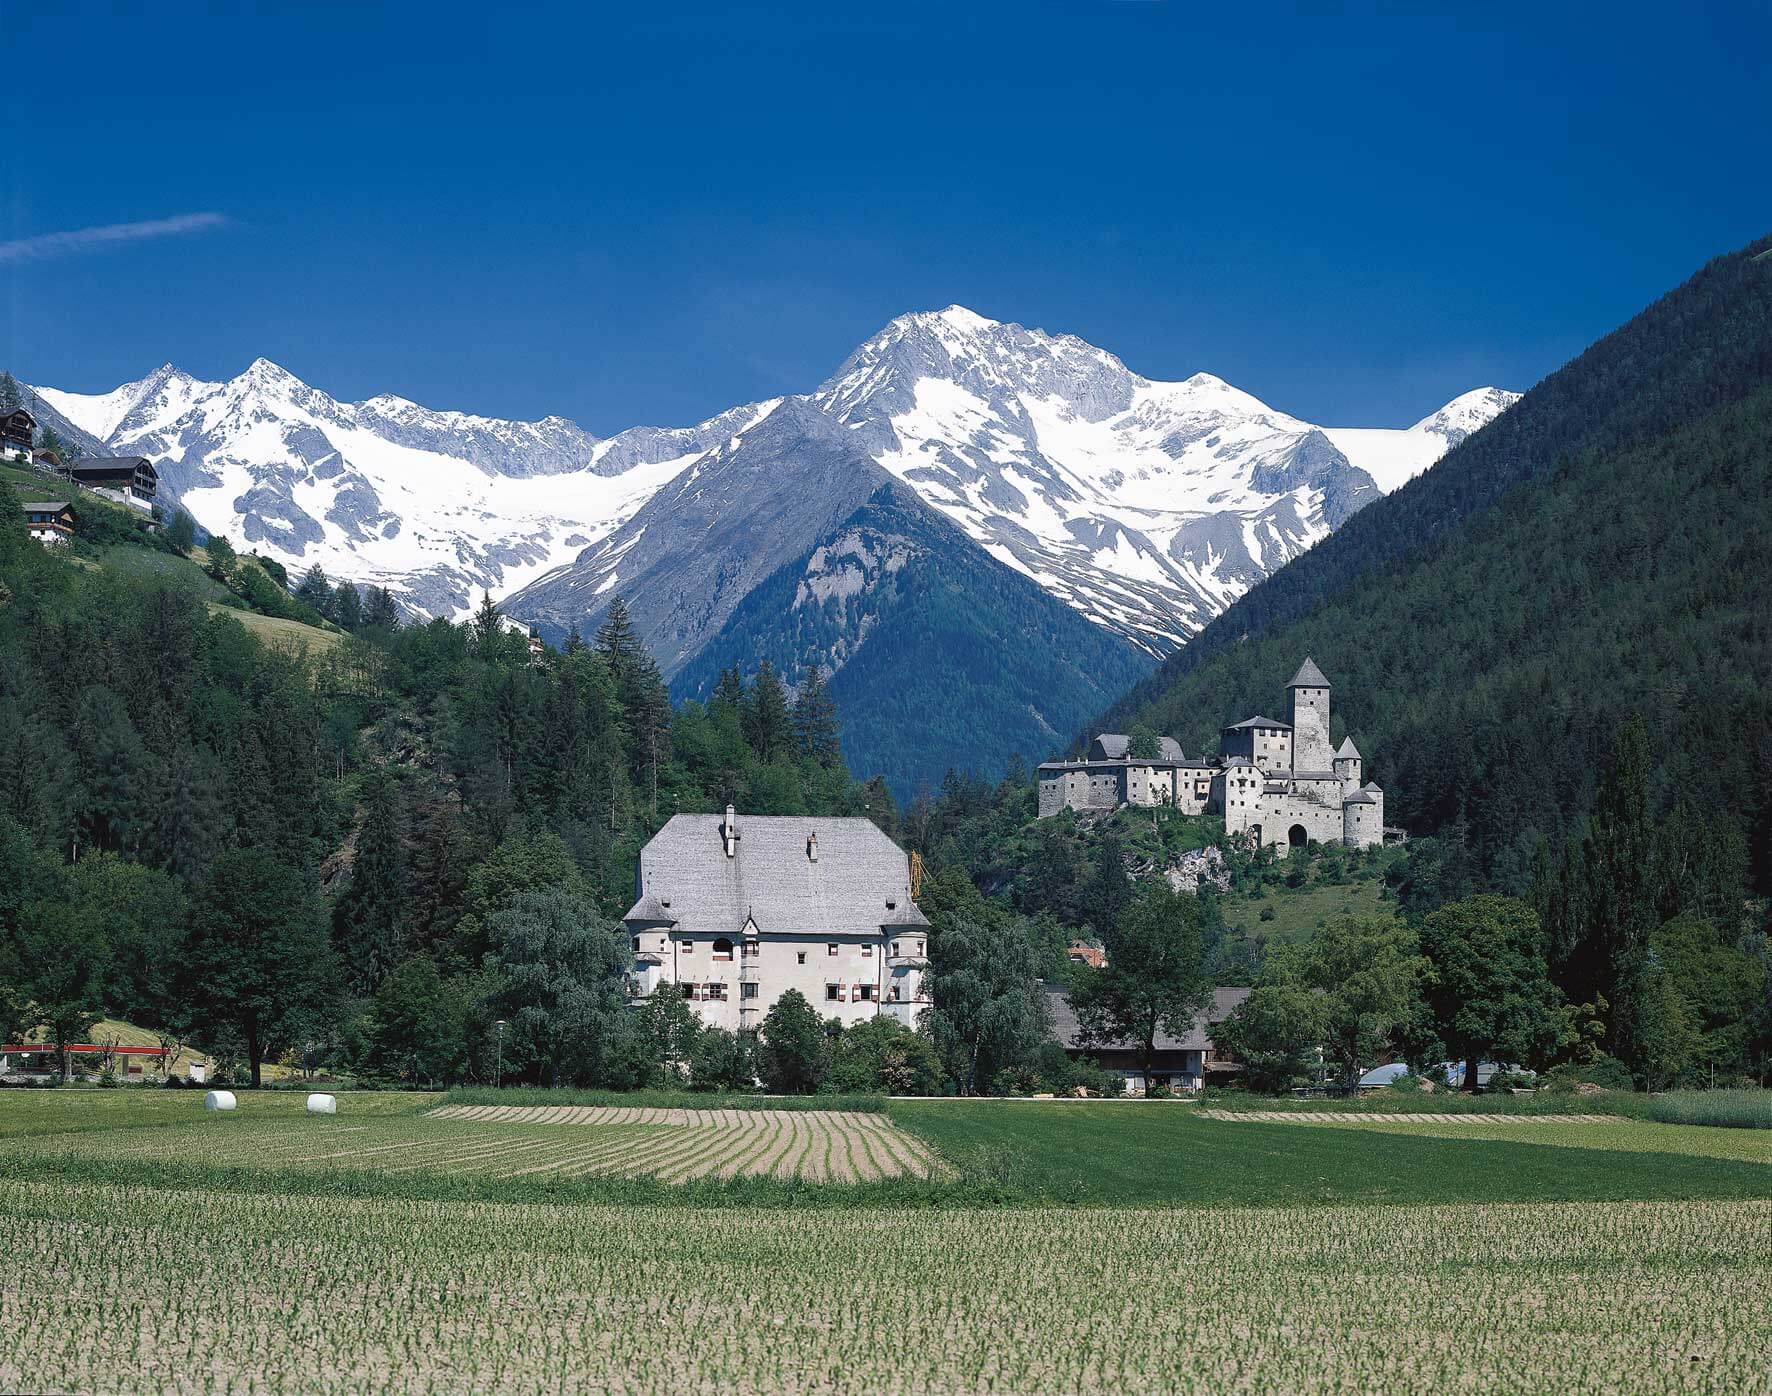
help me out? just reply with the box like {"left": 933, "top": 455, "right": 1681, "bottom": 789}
{"left": 1037, "top": 658, "right": 1387, "bottom": 854}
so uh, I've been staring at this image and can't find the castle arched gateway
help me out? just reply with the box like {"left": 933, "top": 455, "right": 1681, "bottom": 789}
{"left": 1288, "top": 824, "right": 1308, "bottom": 848}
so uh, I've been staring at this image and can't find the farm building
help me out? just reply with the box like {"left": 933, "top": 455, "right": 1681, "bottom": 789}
{"left": 1044, "top": 985, "right": 1250, "bottom": 1095}
{"left": 0, "top": 406, "right": 33, "bottom": 463}
{"left": 23, "top": 500, "right": 76, "bottom": 546}
{"left": 63, "top": 455, "right": 158, "bottom": 512}
{"left": 625, "top": 807, "right": 931, "bottom": 1032}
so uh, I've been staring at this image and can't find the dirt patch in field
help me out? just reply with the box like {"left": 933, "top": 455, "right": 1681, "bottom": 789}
{"left": 423, "top": 1104, "right": 943, "bottom": 1182}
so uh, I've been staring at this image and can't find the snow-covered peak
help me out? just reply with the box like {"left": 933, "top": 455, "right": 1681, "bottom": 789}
{"left": 32, "top": 361, "right": 199, "bottom": 440}
{"left": 1412, "top": 386, "right": 1521, "bottom": 441}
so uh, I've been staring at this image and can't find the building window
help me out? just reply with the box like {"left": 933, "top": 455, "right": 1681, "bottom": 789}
{"left": 797, "top": 951, "right": 807, "bottom": 965}
{"left": 861, "top": 943, "right": 873, "bottom": 957}
{"left": 705, "top": 983, "right": 727, "bottom": 1001}
{"left": 891, "top": 941, "right": 899, "bottom": 956}
{"left": 632, "top": 937, "right": 640, "bottom": 952}
{"left": 742, "top": 941, "right": 759, "bottom": 959}
{"left": 681, "top": 940, "right": 694, "bottom": 954}
{"left": 825, "top": 984, "right": 842, "bottom": 1002}
{"left": 857, "top": 983, "right": 876, "bottom": 1001}
{"left": 917, "top": 941, "right": 924, "bottom": 955}
{"left": 827, "top": 943, "right": 839, "bottom": 956}
{"left": 888, "top": 985, "right": 901, "bottom": 1001}
{"left": 712, "top": 937, "right": 734, "bottom": 961}
{"left": 741, "top": 982, "right": 759, "bottom": 1000}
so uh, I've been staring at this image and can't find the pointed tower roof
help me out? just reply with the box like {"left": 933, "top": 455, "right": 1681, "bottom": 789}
{"left": 1335, "top": 736, "right": 1362, "bottom": 761}
{"left": 1287, "top": 657, "right": 1331, "bottom": 689}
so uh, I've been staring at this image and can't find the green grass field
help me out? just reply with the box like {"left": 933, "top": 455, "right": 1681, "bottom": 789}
{"left": 1219, "top": 871, "right": 1398, "bottom": 944}
{"left": 3, "top": 1089, "right": 1767, "bottom": 1392}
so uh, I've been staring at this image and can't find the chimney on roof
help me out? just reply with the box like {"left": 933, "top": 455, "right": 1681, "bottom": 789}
{"left": 807, "top": 832, "right": 819, "bottom": 863}
{"left": 724, "top": 805, "right": 737, "bottom": 859}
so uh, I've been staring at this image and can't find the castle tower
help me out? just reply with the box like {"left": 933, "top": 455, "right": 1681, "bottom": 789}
{"left": 1333, "top": 736, "right": 1362, "bottom": 799}
{"left": 1287, "top": 657, "right": 1334, "bottom": 774}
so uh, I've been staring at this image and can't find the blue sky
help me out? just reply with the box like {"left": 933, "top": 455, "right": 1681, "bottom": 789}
{"left": 4, "top": 1, "right": 1768, "bottom": 432}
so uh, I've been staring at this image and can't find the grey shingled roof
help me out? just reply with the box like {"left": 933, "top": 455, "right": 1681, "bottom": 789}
{"left": 1157, "top": 737, "right": 1185, "bottom": 762}
{"left": 1223, "top": 715, "right": 1291, "bottom": 731}
{"left": 622, "top": 893, "right": 679, "bottom": 924}
{"left": 1045, "top": 986, "right": 1251, "bottom": 1053}
{"left": 1091, "top": 733, "right": 1131, "bottom": 760}
{"left": 1361, "top": 781, "right": 1384, "bottom": 794}
{"left": 1344, "top": 793, "right": 1376, "bottom": 805}
{"left": 630, "top": 814, "right": 928, "bottom": 935}
{"left": 1336, "top": 736, "right": 1362, "bottom": 760}
{"left": 1288, "top": 657, "right": 1331, "bottom": 688}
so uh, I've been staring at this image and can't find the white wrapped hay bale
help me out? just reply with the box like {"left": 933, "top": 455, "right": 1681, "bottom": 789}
{"left": 203, "top": 1090, "right": 237, "bottom": 1111}
{"left": 306, "top": 1093, "right": 337, "bottom": 1115}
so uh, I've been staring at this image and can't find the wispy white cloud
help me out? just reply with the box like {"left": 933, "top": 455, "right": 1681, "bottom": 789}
{"left": 0, "top": 212, "right": 230, "bottom": 265}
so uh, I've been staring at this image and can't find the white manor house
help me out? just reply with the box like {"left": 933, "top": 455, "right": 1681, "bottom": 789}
{"left": 624, "top": 808, "right": 931, "bottom": 1030}
{"left": 1038, "top": 659, "right": 1388, "bottom": 854}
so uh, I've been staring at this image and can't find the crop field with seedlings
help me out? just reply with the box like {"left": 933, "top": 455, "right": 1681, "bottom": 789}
{"left": 6, "top": 1091, "right": 1770, "bottom": 1392}
{"left": 3, "top": 1096, "right": 941, "bottom": 1187}
{"left": 3, "top": 1180, "right": 1766, "bottom": 1394}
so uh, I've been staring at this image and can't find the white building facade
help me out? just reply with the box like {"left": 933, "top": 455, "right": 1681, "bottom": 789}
{"left": 625, "top": 808, "right": 931, "bottom": 1033}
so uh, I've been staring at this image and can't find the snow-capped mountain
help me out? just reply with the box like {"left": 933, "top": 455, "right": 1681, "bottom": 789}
{"left": 34, "top": 362, "right": 777, "bottom": 616}
{"left": 26, "top": 310, "right": 1514, "bottom": 652}
{"left": 508, "top": 308, "right": 1517, "bottom": 657}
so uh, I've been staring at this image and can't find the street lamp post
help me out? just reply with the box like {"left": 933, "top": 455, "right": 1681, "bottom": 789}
{"left": 494, "top": 1019, "right": 508, "bottom": 1090}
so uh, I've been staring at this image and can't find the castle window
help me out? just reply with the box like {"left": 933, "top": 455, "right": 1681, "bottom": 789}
{"left": 712, "top": 937, "right": 734, "bottom": 961}
{"left": 827, "top": 943, "right": 839, "bottom": 956}
{"left": 741, "top": 982, "right": 759, "bottom": 1000}
{"left": 797, "top": 951, "right": 807, "bottom": 965}
{"left": 826, "top": 984, "right": 843, "bottom": 1002}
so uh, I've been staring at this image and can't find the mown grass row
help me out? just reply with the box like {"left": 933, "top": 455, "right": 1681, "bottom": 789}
{"left": 441, "top": 1085, "right": 888, "bottom": 1112}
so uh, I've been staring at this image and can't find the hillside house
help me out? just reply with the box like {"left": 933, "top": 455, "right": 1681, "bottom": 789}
{"left": 64, "top": 456, "right": 158, "bottom": 512}
{"left": 23, "top": 500, "right": 75, "bottom": 546}
{"left": 0, "top": 407, "right": 33, "bottom": 463}
{"left": 1045, "top": 984, "right": 1250, "bottom": 1094}
{"left": 625, "top": 808, "right": 931, "bottom": 1032}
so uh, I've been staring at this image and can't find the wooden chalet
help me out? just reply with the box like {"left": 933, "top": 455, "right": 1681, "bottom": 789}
{"left": 23, "top": 499, "right": 76, "bottom": 546}
{"left": 0, "top": 406, "right": 34, "bottom": 462}
{"left": 65, "top": 455, "right": 158, "bottom": 511}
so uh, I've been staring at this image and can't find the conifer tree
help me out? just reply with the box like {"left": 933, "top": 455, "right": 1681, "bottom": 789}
{"left": 334, "top": 771, "right": 409, "bottom": 994}
{"left": 469, "top": 591, "right": 500, "bottom": 654}
{"left": 743, "top": 660, "right": 791, "bottom": 761}
{"left": 595, "top": 597, "right": 642, "bottom": 682}
{"left": 332, "top": 581, "right": 364, "bottom": 632}
{"left": 793, "top": 664, "right": 842, "bottom": 767}
{"left": 712, "top": 664, "right": 745, "bottom": 712}
{"left": 295, "top": 564, "right": 331, "bottom": 611}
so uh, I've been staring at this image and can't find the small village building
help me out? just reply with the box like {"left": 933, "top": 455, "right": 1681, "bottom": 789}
{"left": 32, "top": 447, "right": 62, "bottom": 473}
{"left": 0, "top": 407, "right": 34, "bottom": 463}
{"left": 1044, "top": 985, "right": 1250, "bottom": 1095}
{"left": 64, "top": 456, "right": 158, "bottom": 512}
{"left": 23, "top": 500, "right": 76, "bottom": 546}
{"left": 625, "top": 807, "right": 931, "bottom": 1033}
{"left": 1065, "top": 940, "right": 1105, "bottom": 969}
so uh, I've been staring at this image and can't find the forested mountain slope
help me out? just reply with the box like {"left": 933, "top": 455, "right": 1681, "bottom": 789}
{"left": 1102, "top": 235, "right": 1772, "bottom": 892}
{"left": 673, "top": 483, "right": 1152, "bottom": 795}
